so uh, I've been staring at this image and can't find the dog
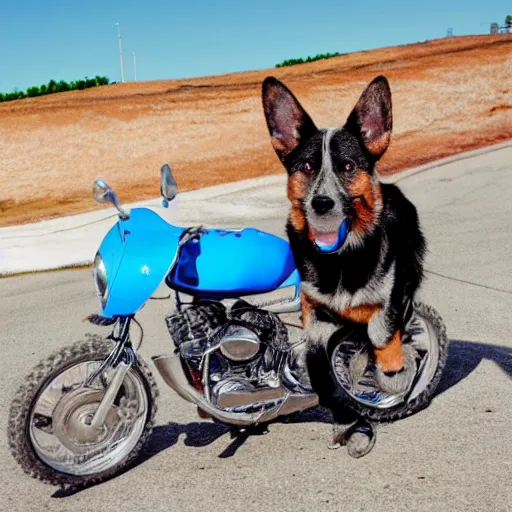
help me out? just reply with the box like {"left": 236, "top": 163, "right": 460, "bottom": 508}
{"left": 261, "top": 75, "right": 427, "bottom": 457}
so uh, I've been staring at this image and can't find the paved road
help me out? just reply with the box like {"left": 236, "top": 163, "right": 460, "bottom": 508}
{"left": 1, "top": 145, "right": 511, "bottom": 512}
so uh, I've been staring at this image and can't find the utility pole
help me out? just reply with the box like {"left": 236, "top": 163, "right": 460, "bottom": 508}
{"left": 115, "top": 23, "right": 125, "bottom": 83}
{"left": 133, "top": 53, "right": 137, "bottom": 81}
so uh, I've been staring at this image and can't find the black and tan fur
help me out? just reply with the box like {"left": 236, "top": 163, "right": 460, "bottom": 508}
{"left": 261, "top": 75, "right": 427, "bottom": 453}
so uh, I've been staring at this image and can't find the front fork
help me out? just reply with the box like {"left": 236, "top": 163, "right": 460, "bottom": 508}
{"left": 85, "top": 316, "right": 136, "bottom": 428}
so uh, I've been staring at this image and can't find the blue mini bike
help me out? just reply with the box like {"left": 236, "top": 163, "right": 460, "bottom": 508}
{"left": 8, "top": 165, "right": 447, "bottom": 486}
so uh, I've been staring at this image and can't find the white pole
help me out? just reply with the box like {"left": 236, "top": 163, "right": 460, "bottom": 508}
{"left": 133, "top": 52, "right": 137, "bottom": 81}
{"left": 115, "top": 23, "right": 125, "bottom": 83}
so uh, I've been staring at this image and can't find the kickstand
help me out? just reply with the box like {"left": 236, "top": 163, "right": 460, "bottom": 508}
{"left": 229, "top": 423, "right": 269, "bottom": 439}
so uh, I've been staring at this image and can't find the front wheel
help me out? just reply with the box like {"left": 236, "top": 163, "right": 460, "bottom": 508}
{"left": 328, "top": 302, "right": 448, "bottom": 422}
{"left": 7, "top": 335, "right": 158, "bottom": 486}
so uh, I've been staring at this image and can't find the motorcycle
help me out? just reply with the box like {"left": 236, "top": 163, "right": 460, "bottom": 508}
{"left": 7, "top": 165, "right": 448, "bottom": 486}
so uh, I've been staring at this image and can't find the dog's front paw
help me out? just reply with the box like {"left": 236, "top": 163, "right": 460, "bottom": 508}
{"left": 375, "top": 343, "right": 418, "bottom": 394}
{"left": 328, "top": 420, "right": 376, "bottom": 458}
{"left": 345, "top": 421, "right": 376, "bottom": 459}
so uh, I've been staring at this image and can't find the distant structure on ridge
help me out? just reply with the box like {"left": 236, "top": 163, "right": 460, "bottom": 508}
{"left": 490, "top": 15, "right": 512, "bottom": 34}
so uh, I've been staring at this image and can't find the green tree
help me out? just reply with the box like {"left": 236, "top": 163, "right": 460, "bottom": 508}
{"left": 94, "top": 75, "right": 109, "bottom": 86}
{"left": 26, "top": 87, "right": 39, "bottom": 97}
{"left": 276, "top": 51, "right": 340, "bottom": 68}
{"left": 56, "top": 80, "right": 70, "bottom": 93}
{"left": 4, "top": 91, "right": 24, "bottom": 101}
{"left": 47, "top": 80, "right": 58, "bottom": 94}
{"left": 85, "top": 77, "right": 96, "bottom": 88}
{"left": 12, "top": 89, "right": 25, "bottom": 100}
{"left": 1, "top": 74, "right": 110, "bottom": 102}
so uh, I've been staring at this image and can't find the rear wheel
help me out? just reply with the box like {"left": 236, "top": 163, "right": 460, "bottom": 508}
{"left": 7, "top": 335, "right": 158, "bottom": 486}
{"left": 328, "top": 302, "right": 448, "bottom": 422}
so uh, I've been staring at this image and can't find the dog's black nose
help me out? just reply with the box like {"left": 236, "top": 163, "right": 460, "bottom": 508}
{"left": 312, "top": 195, "right": 335, "bottom": 214}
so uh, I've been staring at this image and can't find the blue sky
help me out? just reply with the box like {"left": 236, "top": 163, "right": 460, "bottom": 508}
{"left": 1, "top": 0, "right": 509, "bottom": 92}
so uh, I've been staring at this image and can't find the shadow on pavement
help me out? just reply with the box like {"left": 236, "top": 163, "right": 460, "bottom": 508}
{"left": 435, "top": 339, "right": 512, "bottom": 396}
{"left": 52, "top": 338, "right": 511, "bottom": 498}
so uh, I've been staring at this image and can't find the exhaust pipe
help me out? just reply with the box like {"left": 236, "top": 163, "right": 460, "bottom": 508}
{"left": 152, "top": 354, "right": 319, "bottom": 426}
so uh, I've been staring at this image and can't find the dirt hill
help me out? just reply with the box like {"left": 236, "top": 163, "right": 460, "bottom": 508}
{"left": 0, "top": 34, "right": 510, "bottom": 226}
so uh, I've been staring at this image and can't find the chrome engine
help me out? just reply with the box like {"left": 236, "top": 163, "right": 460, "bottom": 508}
{"left": 164, "top": 300, "right": 312, "bottom": 417}
{"left": 218, "top": 326, "right": 260, "bottom": 361}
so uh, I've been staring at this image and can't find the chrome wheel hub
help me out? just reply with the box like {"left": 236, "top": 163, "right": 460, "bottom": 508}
{"left": 331, "top": 308, "right": 440, "bottom": 409}
{"left": 52, "top": 388, "right": 115, "bottom": 450}
{"left": 29, "top": 361, "right": 148, "bottom": 476}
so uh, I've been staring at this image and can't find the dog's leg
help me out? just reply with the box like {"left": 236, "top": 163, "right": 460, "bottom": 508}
{"left": 337, "top": 304, "right": 414, "bottom": 394}
{"left": 304, "top": 316, "right": 377, "bottom": 459}
{"left": 367, "top": 306, "right": 402, "bottom": 367}
{"left": 368, "top": 307, "right": 417, "bottom": 394}
{"left": 373, "top": 329, "right": 404, "bottom": 372}
{"left": 374, "top": 338, "right": 418, "bottom": 395}
{"left": 329, "top": 406, "right": 376, "bottom": 458}
{"left": 300, "top": 291, "right": 318, "bottom": 329}
{"left": 339, "top": 304, "right": 405, "bottom": 372}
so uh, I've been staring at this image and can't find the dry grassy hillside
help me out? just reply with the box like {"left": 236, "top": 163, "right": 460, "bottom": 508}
{"left": 0, "top": 34, "right": 510, "bottom": 226}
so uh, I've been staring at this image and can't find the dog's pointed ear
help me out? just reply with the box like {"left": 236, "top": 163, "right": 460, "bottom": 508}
{"left": 345, "top": 76, "right": 392, "bottom": 159}
{"left": 262, "top": 76, "right": 317, "bottom": 162}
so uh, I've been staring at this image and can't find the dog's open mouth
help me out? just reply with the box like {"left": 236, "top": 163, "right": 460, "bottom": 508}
{"left": 313, "top": 231, "right": 339, "bottom": 247}
{"left": 311, "top": 219, "right": 350, "bottom": 253}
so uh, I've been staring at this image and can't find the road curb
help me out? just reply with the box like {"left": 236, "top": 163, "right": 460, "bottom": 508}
{"left": 378, "top": 140, "right": 512, "bottom": 184}
{"left": 1, "top": 140, "right": 511, "bottom": 278}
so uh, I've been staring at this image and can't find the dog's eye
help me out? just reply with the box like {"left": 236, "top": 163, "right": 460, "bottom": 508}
{"left": 303, "top": 162, "right": 315, "bottom": 175}
{"left": 344, "top": 162, "right": 355, "bottom": 172}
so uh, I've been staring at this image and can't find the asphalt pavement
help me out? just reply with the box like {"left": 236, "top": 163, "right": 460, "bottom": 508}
{"left": 0, "top": 144, "right": 511, "bottom": 512}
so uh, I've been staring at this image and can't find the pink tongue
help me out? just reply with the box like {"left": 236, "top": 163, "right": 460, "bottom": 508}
{"left": 314, "top": 232, "right": 338, "bottom": 245}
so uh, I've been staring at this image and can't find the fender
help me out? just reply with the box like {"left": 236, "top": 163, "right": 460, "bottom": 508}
{"left": 98, "top": 208, "right": 184, "bottom": 317}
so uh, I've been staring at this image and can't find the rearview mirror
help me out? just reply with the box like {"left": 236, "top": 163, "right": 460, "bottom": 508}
{"left": 93, "top": 179, "right": 129, "bottom": 219}
{"left": 160, "top": 164, "right": 178, "bottom": 207}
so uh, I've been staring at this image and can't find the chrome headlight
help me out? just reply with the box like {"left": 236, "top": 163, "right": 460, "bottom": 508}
{"left": 93, "top": 253, "right": 108, "bottom": 307}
